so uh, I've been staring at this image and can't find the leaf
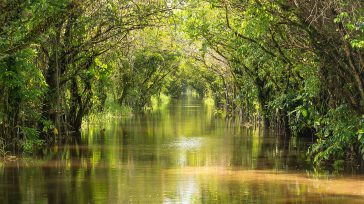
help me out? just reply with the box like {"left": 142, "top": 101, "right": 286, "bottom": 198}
{"left": 358, "top": 129, "right": 364, "bottom": 134}
{"left": 301, "top": 109, "right": 308, "bottom": 118}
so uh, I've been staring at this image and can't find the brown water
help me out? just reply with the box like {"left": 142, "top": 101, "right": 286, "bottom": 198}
{"left": 1, "top": 94, "right": 364, "bottom": 203}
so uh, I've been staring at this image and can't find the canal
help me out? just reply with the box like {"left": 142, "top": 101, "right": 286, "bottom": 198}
{"left": 1, "top": 94, "right": 364, "bottom": 203}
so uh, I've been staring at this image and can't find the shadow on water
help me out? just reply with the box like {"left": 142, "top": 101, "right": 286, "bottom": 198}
{"left": 1, "top": 94, "right": 364, "bottom": 203}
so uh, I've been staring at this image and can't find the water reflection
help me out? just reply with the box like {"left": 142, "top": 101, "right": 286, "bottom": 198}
{"left": 1, "top": 94, "right": 364, "bottom": 203}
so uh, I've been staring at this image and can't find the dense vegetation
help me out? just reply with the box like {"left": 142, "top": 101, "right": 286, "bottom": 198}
{"left": 0, "top": 0, "right": 363, "bottom": 166}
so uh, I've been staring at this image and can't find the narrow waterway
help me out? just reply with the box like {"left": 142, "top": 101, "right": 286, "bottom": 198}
{"left": 1, "top": 94, "right": 364, "bottom": 203}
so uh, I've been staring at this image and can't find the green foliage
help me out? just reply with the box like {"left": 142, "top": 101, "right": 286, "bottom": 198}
{"left": 19, "top": 127, "right": 44, "bottom": 153}
{"left": 103, "top": 100, "right": 132, "bottom": 117}
{"left": 113, "top": 49, "right": 181, "bottom": 110}
{"left": 165, "top": 73, "right": 188, "bottom": 98}
{"left": 84, "top": 100, "right": 132, "bottom": 124}
{"left": 0, "top": 48, "right": 47, "bottom": 139}
{"left": 0, "top": 0, "right": 68, "bottom": 56}
{"left": 40, "top": 119, "right": 55, "bottom": 133}
{"left": 334, "top": 10, "right": 364, "bottom": 49}
{"left": 310, "top": 106, "right": 364, "bottom": 165}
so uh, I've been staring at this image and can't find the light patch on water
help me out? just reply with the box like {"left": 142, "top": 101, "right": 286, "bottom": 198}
{"left": 165, "top": 167, "right": 364, "bottom": 198}
{"left": 163, "top": 177, "right": 200, "bottom": 204}
{"left": 168, "top": 137, "right": 203, "bottom": 150}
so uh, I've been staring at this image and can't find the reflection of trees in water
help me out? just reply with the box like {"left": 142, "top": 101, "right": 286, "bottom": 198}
{"left": 0, "top": 167, "right": 22, "bottom": 204}
{"left": 117, "top": 96, "right": 216, "bottom": 167}
{"left": 255, "top": 129, "right": 308, "bottom": 170}
{"left": 227, "top": 124, "right": 309, "bottom": 170}
{"left": 198, "top": 179, "right": 335, "bottom": 203}
{"left": 231, "top": 130, "right": 246, "bottom": 167}
{"left": 229, "top": 127, "right": 260, "bottom": 168}
{"left": 41, "top": 132, "right": 93, "bottom": 204}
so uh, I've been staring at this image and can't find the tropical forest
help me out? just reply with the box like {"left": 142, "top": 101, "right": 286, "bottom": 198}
{"left": 0, "top": 0, "right": 364, "bottom": 203}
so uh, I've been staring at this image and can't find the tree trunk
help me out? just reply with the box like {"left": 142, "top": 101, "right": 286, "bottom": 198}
{"left": 42, "top": 27, "right": 64, "bottom": 138}
{"left": 255, "top": 77, "right": 271, "bottom": 128}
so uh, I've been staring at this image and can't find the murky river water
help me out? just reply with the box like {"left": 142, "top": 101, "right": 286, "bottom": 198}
{"left": 1, "top": 94, "right": 364, "bottom": 203}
